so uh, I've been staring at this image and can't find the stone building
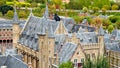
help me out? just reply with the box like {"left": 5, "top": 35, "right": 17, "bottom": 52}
{"left": 0, "top": 9, "right": 25, "bottom": 54}
{"left": 105, "top": 29, "right": 120, "bottom": 68}
{"left": 12, "top": 4, "right": 105, "bottom": 68}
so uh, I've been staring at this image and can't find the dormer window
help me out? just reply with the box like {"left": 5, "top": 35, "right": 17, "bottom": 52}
{"left": 80, "top": 39, "right": 83, "bottom": 42}
{"left": 89, "top": 38, "right": 92, "bottom": 42}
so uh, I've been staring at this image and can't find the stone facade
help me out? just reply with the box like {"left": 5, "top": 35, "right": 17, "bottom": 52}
{"left": 11, "top": 5, "right": 105, "bottom": 68}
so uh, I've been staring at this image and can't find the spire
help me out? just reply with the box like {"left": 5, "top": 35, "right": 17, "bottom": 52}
{"left": 98, "top": 24, "right": 104, "bottom": 36}
{"left": 13, "top": 6, "right": 19, "bottom": 24}
{"left": 43, "top": 3, "right": 49, "bottom": 19}
{"left": 29, "top": 8, "right": 33, "bottom": 16}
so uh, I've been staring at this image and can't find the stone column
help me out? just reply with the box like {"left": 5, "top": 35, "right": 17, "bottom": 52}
{"left": 28, "top": 55, "right": 32, "bottom": 64}
{"left": 32, "top": 57, "right": 36, "bottom": 68}
{"left": 24, "top": 53, "right": 28, "bottom": 63}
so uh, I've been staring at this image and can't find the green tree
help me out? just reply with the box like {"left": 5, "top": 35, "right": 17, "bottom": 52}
{"left": 92, "top": 7, "right": 100, "bottom": 13}
{"left": 6, "top": 10, "right": 14, "bottom": 18}
{"left": 108, "top": 25, "right": 114, "bottom": 33}
{"left": 59, "top": 61, "right": 73, "bottom": 68}
{"left": 82, "top": 7, "right": 88, "bottom": 13}
{"left": 83, "top": 56, "right": 109, "bottom": 68}
{"left": 116, "top": 20, "right": 120, "bottom": 29}
{"left": 111, "top": 4, "right": 119, "bottom": 10}
{"left": 0, "top": 5, "right": 13, "bottom": 16}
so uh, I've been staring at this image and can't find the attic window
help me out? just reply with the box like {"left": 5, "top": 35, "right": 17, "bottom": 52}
{"left": 77, "top": 52, "right": 79, "bottom": 55}
{"left": 34, "top": 28, "right": 35, "bottom": 30}
{"left": 89, "top": 38, "right": 92, "bottom": 42}
{"left": 80, "top": 39, "right": 83, "bottom": 42}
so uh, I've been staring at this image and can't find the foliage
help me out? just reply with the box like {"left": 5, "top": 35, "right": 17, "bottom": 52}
{"left": 111, "top": 4, "right": 119, "bottom": 10}
{"left": 102, "top": 5, "right": 110, "bottom": 10}
{"left": 18, "top": 10, "right": 27, "bottom": 18}
{"left": 39, "top": 4, "right": 46, "bottom": 9}
{"left": 0, "top": 5, "right": 13, "bottom": 16}
{"left": 109, "top": 16, "right": 120, "bottom": 23}
{"left": 30, "top": 2, "right": 37, "bottom": 7}
{"left": 108, "top": 25, "right": 114, "bottom": 33}
{"left": 83, "top": 56, "right": 109, "bottom": 68}
{"left": 92, "top": 17, "right": 103, "bottom": 27}
{"left": 101, "top": 8, "right": 106, "bottom": 15}
{"left": 92, "top": 7, "right": 100, "bottom": 13}
{"left": 102, "top": 19, "right": 111, "bottom": 29}
{"left": 116, "top": 20, "right": 120, "bottom": 29}
{"left": 72, "top": 16, "right": 84, "bottom": 24}
{"left": 59, "top": 61, "right": 73, "bottom": 68}
{"left": 82, "top": 7, "right": 88, "bottom": 13}
{"left": 0, "top": 1, "right": 5, "bottom": 6}
{"left": 5, "top": 10, "right": 13, "bottom": 18}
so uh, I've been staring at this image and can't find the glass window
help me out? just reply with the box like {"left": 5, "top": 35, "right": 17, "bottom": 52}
{"left": 74, "top": 59, "right": 78, "bottom": 67}
{"left": 74, "top": 59, "right": 77, "bottom": 63}
{"left": 81, "top": 58, "right": 84, "bottom": 63}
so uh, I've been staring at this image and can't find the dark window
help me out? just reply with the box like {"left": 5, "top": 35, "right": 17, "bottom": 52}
{"left": 92, "top": 53, "right": 95, "bottom": 58}
{"left": 77, "top": 52, "right": 79, "bottom": 55}
{"left": 81, "top": 58, "right": 84, "bottom": 63}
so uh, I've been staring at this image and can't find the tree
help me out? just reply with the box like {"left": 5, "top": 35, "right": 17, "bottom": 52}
{"left": 59, "top": 61, "right": 73, "bottom": 68}
{"left": 116, "top": 20, "right": 120, "bottom": 29}
{"left": 83, "top": 7, "right": 88, "bottom": 13}
{"left": 52, "top": 0, "right": 62, "bottom": 9}
{"left": 0, "top": 5, "right": 13, "bottom": 16}
{"left": 108, "top": 25, "right": 114, "bottom": 33}
{"left": 83, "top": 56, "right": 109, "bottom": 68}
{"left": 111, "top": 4, "right": 119, "bottom": 10}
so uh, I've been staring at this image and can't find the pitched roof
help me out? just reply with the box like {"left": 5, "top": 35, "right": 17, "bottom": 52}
{"left": 76, "top": 32, "right": 97, "bottom": 44}
{"left": 105, "top": 42, "right": 120, "bottom": 52}
{"left": 58, "top": 42, "right": 77, "bottom": 63}
{"left": 0, "top": 55, "right": 27, "bottom": 68}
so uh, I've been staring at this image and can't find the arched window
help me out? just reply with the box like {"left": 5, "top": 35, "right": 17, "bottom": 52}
{"left": 7, "top": 40, "right": 9, "bottom": 43}
{"left": 3, "top": 40, "right": 6, "bottom": 43}
{"left": 0, "top": 40, "right": 2, "bottom": 44}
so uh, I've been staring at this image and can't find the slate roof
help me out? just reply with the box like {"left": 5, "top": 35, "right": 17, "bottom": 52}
{"left": 58, "top": 42, "right": 77, "bottom": 63}
{"left": 76, "top": 32, "right": 98, "bottom": 43}
{"left": 19, "top": 5, "right": 76, "bottom": 51}
{"left": 0, "top": 55, "right": 27, "bottom": 68}
{"left": 0, "top": 20, "right": 25, "bottom": 28}
{"left": 72, "top": 24, "right": 95, "bottom": 33}
{"left": 105, "top": 42, "right": 120, "bottom": 52}
{"left": 111, "top": 29, "right": 120, "bottom": 40}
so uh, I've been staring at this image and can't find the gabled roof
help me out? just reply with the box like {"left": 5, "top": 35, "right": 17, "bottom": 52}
{"left": 54, "top": 21, "right": 68, "bottom": 34}
{"left": 0, "top": 55, "right": 27, "bottom": 68}
{"left": 58, "top": 42, "right": 77, "bottom": 63}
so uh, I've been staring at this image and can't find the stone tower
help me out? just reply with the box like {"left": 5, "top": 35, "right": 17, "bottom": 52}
{"left": 12, "top": 7, "right": 20, "bottom": 48}
{"left": 98, "top": 25, "right": 104, "bottom": 56}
